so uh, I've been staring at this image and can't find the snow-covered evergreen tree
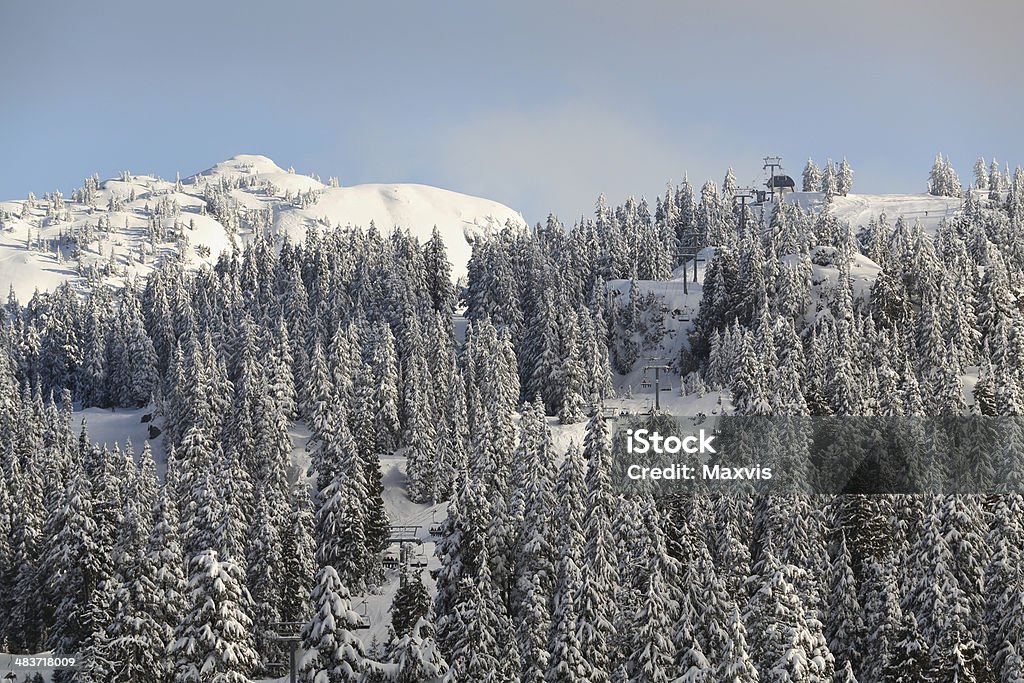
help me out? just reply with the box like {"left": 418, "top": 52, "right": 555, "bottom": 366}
{"left": 391, "top": 569, "right": 433, "bottom": 640}
{"left": 169, "top": 550, "right": 259, "bottom": 683}
{"left": 300, "top": 565, "right": 366, "bottom": 683}
{"left": 802, "top": 159, "right": 821, "bottom": 193}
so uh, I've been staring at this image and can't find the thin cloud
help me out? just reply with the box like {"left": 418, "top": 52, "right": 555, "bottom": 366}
{"left": 433, "top": 101, "right": 758, "bottom": 224}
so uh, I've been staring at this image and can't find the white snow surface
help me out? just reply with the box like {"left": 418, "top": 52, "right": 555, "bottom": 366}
{"left": 272, "top": 182, "right": 526, "bottom": 282}
{"left": 783, "top": 190, "right": 963, "bottom": 234}
{"left": 0, "top": 154, "right": 526, "bottom": 301}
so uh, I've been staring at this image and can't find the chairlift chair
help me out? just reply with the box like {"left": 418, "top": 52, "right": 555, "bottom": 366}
{"left": 382, "top": 549, "right": 400, "bottom": 569}
{"left": 265, "top": 661, "right": 288, "bottom": 676}
{"left": 355, "top": 599, "right": 371, "bottom": 630}
{"left": 428, "top": 511, "right": 444, "bottom": 537}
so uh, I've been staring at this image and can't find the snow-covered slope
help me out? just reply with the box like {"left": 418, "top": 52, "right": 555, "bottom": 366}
{"left": 0, "top": 154, "right": 526, "bottom": 301}
{"left": 611, "top": 191, "right": 957, "bottom": 381}
{"left": 272, "top": 182, "right": 525, "bottom": 281}
{"left": 787, "top": 190, "right": 963, "bottom": 234}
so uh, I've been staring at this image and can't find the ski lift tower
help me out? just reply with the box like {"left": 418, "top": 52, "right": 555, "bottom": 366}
{"left": 763, "top": 156, "right": 783, "bottom": 203}
{"left": 733, "top": 187, "right": 755, "bottom": 237}
{"left": 269, "top": 621, "right": 305, "bottom": 683}
{"left": 641, "top": 359, "right": 674, "bottom": 412}
{"left": 675, "top": 223, "right": 706, "bottom": 295}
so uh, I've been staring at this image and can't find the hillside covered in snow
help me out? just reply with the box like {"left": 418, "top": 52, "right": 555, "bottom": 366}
{"left": 2, "top": 152, "right": 1024, "bottom": 683}
{"left": 0, "top": 154, "right": 526, "bottom": 301}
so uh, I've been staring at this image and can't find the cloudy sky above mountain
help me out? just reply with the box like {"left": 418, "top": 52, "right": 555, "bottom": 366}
{"left": 2, "top": 0, "right": 1021, "bottom": 223}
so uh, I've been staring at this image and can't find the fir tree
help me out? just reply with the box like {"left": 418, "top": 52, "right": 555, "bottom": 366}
{"left": 169, "top": 550, "right": 259, "bottom": 683}
{"left": 802, "top": 159, "right": 821, "bottom": 193}
{"left": 826, "top": 530, "right": 866, "bottom": 675}
{"left": 280, "top": 486, "right": 316, "bottom": 625}
{"left": 44, "top": 468, "right": 106, "bottom": 658}
{"left": 299, "top": 565, "right": 366, "bottom": 683}
{"left": 384, "top": 618, "right": 449, "bottom": 683}
{"left": 838, "top": 157, "right": 854, "bottom": 196}
{"left": 718, "top": 605, "right": 759, "bottom": 682}
{"left": 391, "top": 570, "right": 433, "bottom": 640}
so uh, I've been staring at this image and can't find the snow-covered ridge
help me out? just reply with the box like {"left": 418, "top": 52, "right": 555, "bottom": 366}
{"left": 0, "top": 154, "right": 527, "bottom": 300}
{"left": 823, "top": 192, "right": 963, "bottom": 234}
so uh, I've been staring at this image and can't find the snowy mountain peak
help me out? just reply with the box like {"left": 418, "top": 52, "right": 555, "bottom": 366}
{"left": 192, "top": 154, "right": 314, "bottom": 183}
{"left": 0, "top": 156, "right": 526, "bottom": 300}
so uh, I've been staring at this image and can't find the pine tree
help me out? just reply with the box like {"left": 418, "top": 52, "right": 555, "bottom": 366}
{"left": 215, "top": 445, "right": 252, "bottom": 567}
{"left": 512, "top": 397, "right": 557, "bottom": 601}
{"left": 391, "top": 570, "right": 433, "bottom": 640}
{"left": 821, "top": 159, "right": 839, "bottom": 200}
{"left": 989, "top": 159, "right": 1004, "bottom": 200}
{"left": 314, "top": 416, "right": 370, "bottom": 589}
{"left": 718, "top": 605, "right": 759, "bottom": 682}
{"left": 0, "top": 462, "right": 11, "bottom": 649}
{"left": 519, "top": 571, "right": 551, "bottom": 683}
{"left": 625, "top": 507, "right": 678, "bottom": 683}
{"left": 268, "top": 317, "right": 298, "bottom": 419}
{"left": 104, "top": 542, "right": 171, "bottom": 682}
{"left": 443, "top": 547, "right": 511, "bottom": 683}
{"left": 366, "top": 323, "right": 401, "bottom": 450}
{"left": 546, "top": 558, "right": 587, "bottom": 683}
{"left": 44, "top": 468, "right": 106, "bottom": 657}
{"left": 974, "top": 157, "right": 989, "bottom": 190}
{"left": 148, "top": 479, "right": 188, "bottom": 674}
{"left": 383, "top": 618, "right": 449, "bottom": 683}
{"left": 547, "top": 444, "right": 588, "bottom": 683}
{"left": 169, "top": 550, "right": 259, "bottom": 683}
{"left": 404, "top": 356, "right": 438, "bottom": 504}
{"left": 672, "top": 616, "right": 712, "bottom": 682}
{"left": 746, "top": 554, "right": 832, "bottom": 679}
{"left": 826, "top": 530, "right": 866, "bottom": 675}
{"left": 424, "top": 227, "right": 456, "bottom": 315}
{"left": 98, "top": 447, "right": 165, "bottom": 682}
{"left": 299, "top": 565, "right": 366, "bottom": 683}
{"left": 432, "top": 361, "right": 468, "bottom": 503}
{"left": 433, "top": 478, "right": 492, "bottom": 661}
{"left": 929, "top": 153, "right": 962, "bottom": 197}
{"left": 115, "top": 286, "right": 158, "bottom": 407}
{"left": 901, "top": 498, "right": 967, "bottom": 658}
{"left": 176, "top": 426, "right": 222, "bottom": 558}
{"left": 280, "top": 485, "right": 316, "bottom": 625}
{"left": 802, "top": 159, "right": 821, "bottom": 193}
{"left": 884, "top": 613, "right": 930, "bottom": 682}
{"left": 838, "top": 158, "right": 854, "bottom": 196}
{"left": 246, "top": 484, "right": 285, "bottom": 670}
{"left": 575, "top": 412, "right": 619, "bottom": 682}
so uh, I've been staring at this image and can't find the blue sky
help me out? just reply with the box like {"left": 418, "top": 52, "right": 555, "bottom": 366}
{"left": 2, "top": 0, "right": 1021, "bottom": 223}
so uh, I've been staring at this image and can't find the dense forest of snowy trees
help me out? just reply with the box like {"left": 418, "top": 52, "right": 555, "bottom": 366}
{"left": 0, "top": 156, "right": 1023, "bottom": 682}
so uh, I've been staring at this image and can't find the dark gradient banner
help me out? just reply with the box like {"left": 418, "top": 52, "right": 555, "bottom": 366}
{"left": 609, "top": 414, "right": 1024, "bottom": 496}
